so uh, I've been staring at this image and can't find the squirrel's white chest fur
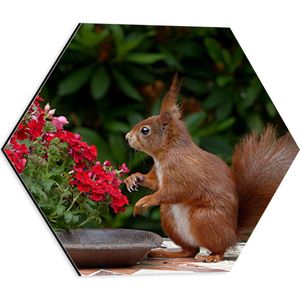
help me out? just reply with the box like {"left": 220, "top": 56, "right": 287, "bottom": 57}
{"left": 154, "top": 159, "right": 163, "bottom": 188}
{"left": 171, "top": 204, "right": 199, "bottom": 247}
{"left": 154, "top": 159, "right": 198, "bottom": 247}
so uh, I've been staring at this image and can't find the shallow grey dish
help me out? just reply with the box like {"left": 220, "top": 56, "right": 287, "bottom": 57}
{"left": 57, "top": 228, "right": 163, "bottom": 268}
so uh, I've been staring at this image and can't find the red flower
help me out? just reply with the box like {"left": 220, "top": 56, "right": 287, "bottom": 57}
{"left": 27, "top": 120, "right": 43, "bottom": 140}
{"left": 35, "top": 95, "right": 44, "bottom": 102}
{"left": 69, "top": 158, "right": 129, "bottom": 212}
{"left": 73, "top": 161, "right": 87, "bottom": 171}
{"left": 56, "top": 131, "right": 97, "bottom": 164}
{"left": 5, "top": 137, "right": 29, "bottom": 173}
{"left": 5, "top": 149, "right": 27, "bottom": 173}
{"left": 90, "top": 193, "right": 105, "bottom": 202}
{"left": 44, "top": 132, "right": 56, "bottom": 143}
{"left": 10, "top": 137, "right": 29, "bottom": 154}
{"left": 5, "top": 94, "right": 130, "bottom": 213}
{"left": 84, "top": 145, "right": 97, "bottom": 161}
{"left": 77, "top": 184, "right": 91, "bottom": 193}
{"left": 91, "top": 162, "right": 104, "bottom": 176}
{"left": 15, "top": 123, "right": 29, "bottom": 140}
{"left": 110, "top": 194, "right": 129, "bottom": 213}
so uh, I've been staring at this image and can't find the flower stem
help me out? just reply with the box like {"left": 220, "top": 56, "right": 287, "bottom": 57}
{"left": 67, "top": 192, "right": 81, "bottom": 211}
{"left": 77, "top": 217, "right": 92, "bottom": 227}
{"left": 46, "top": 151, "right": 51, "bottom": 176}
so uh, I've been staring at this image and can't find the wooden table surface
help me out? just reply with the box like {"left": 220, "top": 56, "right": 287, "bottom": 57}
{"left": 79, "top": 240, "right": 244, "bottom": 276}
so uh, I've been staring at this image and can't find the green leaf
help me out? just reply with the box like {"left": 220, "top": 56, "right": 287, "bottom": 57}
{"left": 196, "top": 27, "right": 218, "bottom": 37}
{"left": 204, "top": 38, "right": 223, "bottom": 63}
{"left": 111, "top": 68, "right": 142, "bottom": 101}
{"left": 110, "top": 24, "right": 124, "bottom": 49}
{"left": 127, "top": 112, "right": 143, "bottom": 127}
{"left": 58, "top": 65, "right": 94, "bottom": 96}
{"left": 108, "top": 134, "right": 127, "bottom": 165}
{"left": 203, "top": 89, "right": 228, "bottom": 109}
{"left": 64, "top": 211, "right": 73, "bottom": 223}
{"left": 103, "top": 121, "right": 131, "bottom": 133}
{"left": 184, "top": 111, "right": 206, "bottom": 133}
{"left": 79, "top": 23, "right": 94, "bottom": 33}
{"left": 126, "top": 152, "right": 148, "bottom": 170}
{"left": 151, "top": 99, "right": 162, "bottom": 115}
{"left": 238, "top": 78, "right": 262, "bottom": 113}
{"left": 195, "top": 118, "right": 235, "bottom": 137}
{"left": 246, "top": 113, "right": 264, "bottom": 132}
{"left": 56, "top": 205, "right": 66, "bottom": 217}
{"left": 72, "top": 215, "right": 80, "bottom": 223}
{"left": 90, "top": 66, "right": 111, "bottom": 100}
{"left": 107, "top": 103, "right": 142, "bottom": 119}
{"left": 41, "top": 178, "right": 56, "bottom": 193}
{"left": 158, "top": 45, "right": 183, "bottom": 70}
{"left": 222, "top": 49, "right": 231, "bottom": 71}
{"left": 117, "top": 31, "right": 155, "bottom": 58}
{"left": 18, "top": 138, "right": 31, "bottom": 148}
{"left": 215, "top": 101, "right": 233, "bottom": 121}
{"left": 229, "top": 47, "right": 244, "bottom": 73}
{"left": 150, "top": 207, "right": 161, "bottom": 221}
{"left": 266, "top": 101, "right": 277, "bottom": 118}
{"left": 200, "top": 136, "right": 233, "bottom": 162}
{"left": 124, "top": 65, "right": 155, "bottom": 84}
{"left": 29, "top": 184, "right": 48, "bottom": 202}
{"left": 173, "top": 41, "right": 201, "bottom": 59}
{"left": 216, "top": 75, "right": 233, "bottom": 87}
{"left": 110, "top": 205, "right": 134, "bottom": 227}
{"left": 73, "top": 127, "right": 113, "bottom": 162}
{"left": 70, "top": 26, "right": 109, "bottom": 51}
{"left": 73, "top": 127, "right": 103, "bottom": 146}
{"left": 183, "top": 78, "right": 209, "bottom": 95}
{"left": 125, "top": 53, "right": 165, "bottom": 64}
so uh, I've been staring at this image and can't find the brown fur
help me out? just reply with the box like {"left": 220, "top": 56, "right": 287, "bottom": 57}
{"left": 124, "top": 75, "right": 299, "bottom": 262}
{"left": 232, "top": 126, "right": 299, "bottom": 240}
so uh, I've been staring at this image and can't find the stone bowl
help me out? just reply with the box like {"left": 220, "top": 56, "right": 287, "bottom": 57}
{"left": 57, "top": 228, "right": 163, "bottom": 268}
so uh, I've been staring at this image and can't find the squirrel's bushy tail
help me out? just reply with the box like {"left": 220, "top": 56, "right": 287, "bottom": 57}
{"left": 232, "top": 125, "right": 298, "bottom": 240}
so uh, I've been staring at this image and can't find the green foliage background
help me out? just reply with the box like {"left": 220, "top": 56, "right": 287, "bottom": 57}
{"left": 40, "top": 24, "right": 285, "bottom": 236}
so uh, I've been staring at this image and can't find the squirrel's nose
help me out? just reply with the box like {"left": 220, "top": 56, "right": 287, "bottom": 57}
{"left": 125, "top": 132, "right": 130, "bottom": 141}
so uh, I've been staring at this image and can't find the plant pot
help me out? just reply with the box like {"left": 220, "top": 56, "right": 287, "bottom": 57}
{"left": 57, "top": 228, "right": 163, "bottom": 268}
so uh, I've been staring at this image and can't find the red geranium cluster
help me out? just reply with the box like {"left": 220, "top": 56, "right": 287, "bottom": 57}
{"left": 5, "top": 96, "right": 45, "bottom": 173}
{"left": 5, "top": 137, "right": 29, "bottom": 173}
{"left": 70, "top": 161, "right": 129, "bottom": 213}
{"left": 5, "top": 95, "right": 129, "bottom": 213}
{"left": 56, "top": 131, "right": 98, "bottom": 163}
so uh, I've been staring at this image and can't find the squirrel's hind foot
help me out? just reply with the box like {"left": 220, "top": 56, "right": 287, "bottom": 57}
{"left": 148, "top": 247, "right": 198, "bottom": 258}
{"left": 195, "top": 254, "right": 224, "bottom": 263}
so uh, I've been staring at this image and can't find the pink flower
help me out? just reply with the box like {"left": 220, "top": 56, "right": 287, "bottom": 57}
{"left": 48, "top": 109, "right": 56, "bottom": 117}
{"left": 44, "top": 103, "right": 51, "bottom": 114}
{"left": 103, "top": 160, "right": 111, "bottom": 167}
{"left": 119, "top": 163, "right": 129, "bottom": 174}
{"left": 52, "top": 116, "right": 69, "bottom": 131}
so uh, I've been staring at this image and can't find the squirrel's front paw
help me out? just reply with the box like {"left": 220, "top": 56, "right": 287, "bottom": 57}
{"left": 133, "top": 195, "right": 160, "bottom": 216}
{"left": 124, "top": 173, "right": 144, "bottom": 192}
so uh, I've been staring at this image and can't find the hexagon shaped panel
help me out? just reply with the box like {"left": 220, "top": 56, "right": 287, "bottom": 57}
{"left": 2, "top": 23, "right": 298, "bottom": 276}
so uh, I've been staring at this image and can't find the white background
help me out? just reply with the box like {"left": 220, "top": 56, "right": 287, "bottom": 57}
{"left": 0, "top": 1, "right": 299, "bottom": 299}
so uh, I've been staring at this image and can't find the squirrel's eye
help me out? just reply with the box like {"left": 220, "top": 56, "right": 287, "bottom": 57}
{"left": 140, "top": 126, "right": 150, "bottom": 135}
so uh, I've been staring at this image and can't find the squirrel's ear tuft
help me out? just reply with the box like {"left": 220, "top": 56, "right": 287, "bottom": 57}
{"left": 160, "top": 74, "right": 182, "bottom": 120}
{"left": 159, "top": 111, "right": 172, "bottom": 125}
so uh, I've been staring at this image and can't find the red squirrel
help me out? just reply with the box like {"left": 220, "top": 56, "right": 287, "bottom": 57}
{"left": 124, "top": 75, "right": 298, "bottom": 262}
